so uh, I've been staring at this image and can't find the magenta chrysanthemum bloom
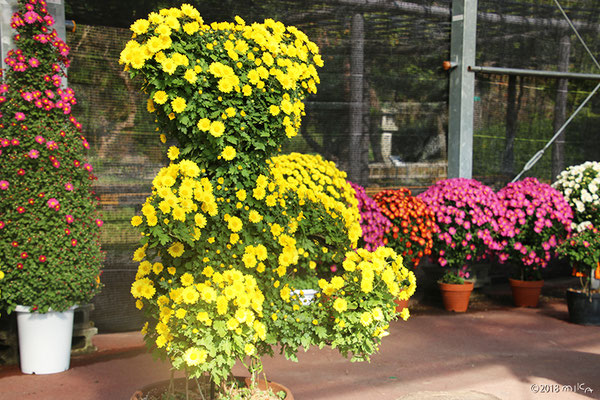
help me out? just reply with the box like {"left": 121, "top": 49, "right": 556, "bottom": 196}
{"left": 349, "top": 181, "right": 391, "bottom": 251}
{"left": 95, "top": 219, "right": 104, "bottom": 227}
{"left": 83, "top": 163, "right": 93, "bottom": 172}
{"left": 497, "top": 177, "right": 573, "bottom": 279}
{"left": 0, "top": 0, "right": 103, "bottom": 313}
{"left": 419, "top": 178, "right": 507, "bottom": 277}
{"left": 46, "top": 197, "right": 60, "bottom": 209}
{"left": 27, "top": 149, "right": 39, "bottom": 159}
{"left": 23, "top": 11, "right": 39, "bottom": 24}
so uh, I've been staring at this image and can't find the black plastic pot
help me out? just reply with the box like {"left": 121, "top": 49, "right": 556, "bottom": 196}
{"left": 566, "top": 289, "right": 600, "bottom": 326}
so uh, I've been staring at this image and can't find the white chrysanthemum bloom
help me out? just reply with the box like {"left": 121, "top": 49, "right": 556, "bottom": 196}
{"left": 576, "top": 221, "right": 592, "bottom": 232}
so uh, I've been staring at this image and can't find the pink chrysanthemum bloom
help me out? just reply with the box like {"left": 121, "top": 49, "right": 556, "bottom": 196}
{"left": 46, "top": 198, "right": 60, "bottom": 209}
{"left": 15, "top": 112, "right": 25, "bottom": 121}
{"left": 65, "top": 214, "right": 74, "bottom": 224}
{"left": 0, "top": 180, "right": 9, "bottom": 190}
{"left": 65, "top": 182, "right": 74, "bottom": 191}
{"left": 28, "top": 57, "right": 40, "bottom": 67}
{"left": 497, "top": 177, "right": 573, "bottom": 275}
{"left": 27, "top": 149, "right": 39, "bottom": 159}
{"left": 13, "top": 63, "right": 27, "bottom": 72}
{"left": 23, "top": 11, "right": 39, "bottom": 24}
{"left": 419, "top": 178, "right": 507, "bottom": 273}
{"left": 349, "top": 182, "right": 392, "bottom": 252}
{"left": 95, "top": 219, "right": 104, "bottom": 227}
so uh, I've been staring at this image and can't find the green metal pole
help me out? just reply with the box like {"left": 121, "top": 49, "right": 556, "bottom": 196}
{"left": 448, "top": 0, "right": 478, "bottom": 179}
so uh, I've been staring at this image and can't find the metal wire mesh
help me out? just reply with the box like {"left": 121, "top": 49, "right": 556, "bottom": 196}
{"left": 60, "top": 0, "right": 600, "bottom": 330}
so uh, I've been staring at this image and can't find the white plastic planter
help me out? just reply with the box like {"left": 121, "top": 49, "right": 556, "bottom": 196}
{"left": 291, "top": 289, "right": 319, "bottom": 305}
{"left": 15, "top": 305, "right": 76, "bottom": 374}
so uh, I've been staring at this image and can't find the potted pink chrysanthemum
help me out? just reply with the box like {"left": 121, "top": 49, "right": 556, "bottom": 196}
{"left": 496, "top": 177, "right": 573, "bottom": 307}
{"left": 419, "top": 178, "right": 506, "bottom": 311}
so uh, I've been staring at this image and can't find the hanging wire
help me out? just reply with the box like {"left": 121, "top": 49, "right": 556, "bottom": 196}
{"left": 512, "top": 82, "right": 600, "bottom": 182}
{"left": 553, "top": 0, "right": 600, "bottom": 70}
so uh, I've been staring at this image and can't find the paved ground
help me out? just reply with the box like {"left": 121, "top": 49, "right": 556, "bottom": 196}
{"left": 1, "top": 279, "right": 599, "bottom": 400}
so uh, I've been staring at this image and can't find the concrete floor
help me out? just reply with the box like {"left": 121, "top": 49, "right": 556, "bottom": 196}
{"left": 1, "top": 281, "right": 599, "bottom": 400}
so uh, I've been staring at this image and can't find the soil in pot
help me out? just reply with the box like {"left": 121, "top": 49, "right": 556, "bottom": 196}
{"left": 132, "top": 376, "right": 292, "bottom": 400}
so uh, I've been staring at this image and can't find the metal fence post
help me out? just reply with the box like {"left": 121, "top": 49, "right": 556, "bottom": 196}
{"left": 448, "top": 0, "right": 478, "bottom": 179}
{"left": 0, "top": 0, "right": 18, "bottom": 72}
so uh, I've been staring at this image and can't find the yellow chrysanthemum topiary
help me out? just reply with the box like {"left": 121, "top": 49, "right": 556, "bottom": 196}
{"left": 124, "top": 3, "right": 415, "bottom": 391}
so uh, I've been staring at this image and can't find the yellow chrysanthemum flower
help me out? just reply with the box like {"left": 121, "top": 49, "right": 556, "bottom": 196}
{"left": 332, "top": 297, "right": 347, "bottom": 312}
{"left": 269, "top": 105, "right": 280, "bottom": 116}
{"left": 168, "top": 242, "right": 185, "bottom": 258}
{"left": 399, "top": 307, "right": 410, "bottom": 321}
{"left": 182, "top": 286, "right": 200, "bottom": 304}
{"left": 246, "top": 210, "right": 260, "bottom": 223}
{"left": 130, "top": 19, "right": 150, "bottom": 35}
{"left": 209, "top": 120, "right": 225, "bottom": 137}
{"left": 244, "top": 343, "right": 256, "bottom": 356}
{"left": 131, "top": 215, "right": 143, "bottom": 226}
{"left": 184, "top": 347, "right": 207, "bottom": 366}
{"left": 171, "top": 97, "right": 186, "bottom": 113}
{"left": 152, "top": 262, "right": 164, "bottom": 274}
{"left": 161, "top": 58, "right": 177, "bottom": 75}
{"left": 153, "top": 90, "right": 168, "bottom": 105}
{"left": 221, "top": 146, "right": 236, "bottom": 160}
{"left": 167, "top": 146, "right": 180, "bottom": 160}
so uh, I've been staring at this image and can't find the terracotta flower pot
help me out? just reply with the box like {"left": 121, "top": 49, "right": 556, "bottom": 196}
{"left": 438, "top": 281, "right": 474, "bottom": 312}
{"left": 509, "top": 278, "right": 544, "bottom": 307}
{"left": 394, "top": 298, "right": 409, "bottom": 313}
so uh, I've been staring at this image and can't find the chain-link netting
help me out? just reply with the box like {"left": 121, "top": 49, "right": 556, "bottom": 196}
{"left": 61, "top": 0, "right": 600, "bottom": 330}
